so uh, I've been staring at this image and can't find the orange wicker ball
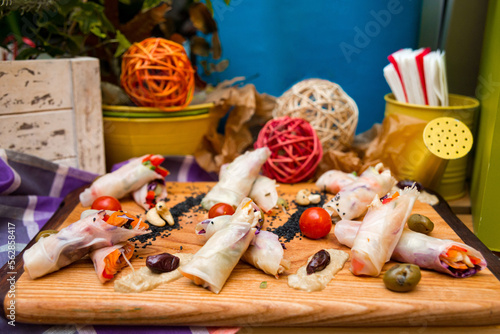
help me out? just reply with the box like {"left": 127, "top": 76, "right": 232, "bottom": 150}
{"left": 120, "top": 38, "right": 195, "bottom": 111}
{"left": 254, "top": 117, "right": 323, "bottom": 183}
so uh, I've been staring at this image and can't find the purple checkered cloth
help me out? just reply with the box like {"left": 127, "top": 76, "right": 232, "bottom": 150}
{"left": 0, "top": 150, "right": 239, "bottom": 334}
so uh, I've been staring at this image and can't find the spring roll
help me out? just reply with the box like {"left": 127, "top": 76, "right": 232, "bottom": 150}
{"left": 80, "top": 154, "right": 169, "bottom": 207}
{"left": 335, "top": 220, "right": 486, "bottom": 277}
{"left": 316, "top": 170, "right": 357, "bottom": 194}
{"left": 195, "top": 215, "right": 232, "bottom": 239}
{"left": 23, "top": 211, "right": 148, "bottom": 279}
{"left": 133, "top": 179, "right": 168, "bottom": 210}
{"left": 90, "top": 242, "right": 135, "bottom": 283}
{"left": 241, "top": 230, "right": 291, "bottom": 278}
{"left": 350, "top": 187, "right": 419, "bottom": 276}
{"left": 249, "top": 175, "right": 279, "bottom": 213}
{"left": 195, "top": 215, "right": 290, "bottom": 278}
{"left": 201, "top": 147, "right": 271, "bottom": 210}
{"left": 180, "top": 198, "right": 261, "bottom": 293}
{"left": 323, "top": 163, "right": 396, "bottom": 220}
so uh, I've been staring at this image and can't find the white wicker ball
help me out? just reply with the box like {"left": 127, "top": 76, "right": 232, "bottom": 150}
{"left": 273, "top": 79, "right": 359, "bottom": 151}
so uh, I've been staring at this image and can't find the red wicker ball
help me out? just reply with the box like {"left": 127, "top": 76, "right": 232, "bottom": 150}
{"left": 120, "top": 38, "right": 195, "bottom": 111}
{"left": 254, "top": 117, "right": 323, "bottom": 183}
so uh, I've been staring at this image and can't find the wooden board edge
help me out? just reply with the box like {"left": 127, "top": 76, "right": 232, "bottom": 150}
{"left": 0, "top": 185, "right": 86, "bottom": 320}
{"left": 430, "top": 189, "right": 500, "bottom": 280}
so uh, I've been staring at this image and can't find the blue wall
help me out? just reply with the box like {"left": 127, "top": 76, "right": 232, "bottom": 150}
{"left": 203, "top": 0, "right": 422, "bottom": 133}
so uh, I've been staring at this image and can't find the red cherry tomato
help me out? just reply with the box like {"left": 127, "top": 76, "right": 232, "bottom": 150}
{"left": 91, "top": 196, "right": 122, "bottom": 211}
{"left": 208, "top": 203, "right": 235, "bottom": 218}
{"left": 299, "top": 207, "right": 332, "bottom": 239}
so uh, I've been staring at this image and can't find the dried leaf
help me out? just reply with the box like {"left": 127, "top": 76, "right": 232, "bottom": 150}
{"left": 190, "top": 36, "right": 210, "bottom": 57}
{"left": 120, "top": 3, "right": 169, "bottom": 43}
{"left": 213, "top": 59, "right": 229, "bottom": 72}
{"left": 211, "top": 31, "right": 221, "bottom": 60}
{"left": 189, "top": 3, "right": 217, "bottom": 34}
{"left": 170, "top": 33, "right": 186, "bottom": 45}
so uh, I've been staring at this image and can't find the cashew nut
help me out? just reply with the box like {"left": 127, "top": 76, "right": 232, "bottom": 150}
{"left": 295, "top": 189, "right": 312, "bottom": 206}
{"left": 156, "top": 201, "right": 175, "bottom": 226}
{"left": 146, "top": 207, "right": 166, "bottom": 227}
{"left": 295, "top": 189, "right": 321, "bottom": 206}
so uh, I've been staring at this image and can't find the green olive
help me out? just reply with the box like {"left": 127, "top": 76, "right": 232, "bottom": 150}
{"left": 407, "top": 214, "right": 434, "bottom": 234}
{"left": 383, "top": 263, "right": 421, "bottom": 292}
{"left": 35, "top": 229, "right": 59, "bottom": 242}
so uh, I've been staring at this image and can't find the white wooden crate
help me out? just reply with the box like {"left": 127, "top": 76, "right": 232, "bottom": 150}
{"left": 0, "top": 57, "right": 105, "bottom": 174}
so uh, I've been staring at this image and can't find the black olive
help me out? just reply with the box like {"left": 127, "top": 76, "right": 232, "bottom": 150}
{"left": 396, "top": 180, "right": 423, "bottom": 192}
{"left": 146, "top": 253, "right": 180, "bottom": 274}
{"left": 306, "top": 249, "right": 331, "bottom": 275}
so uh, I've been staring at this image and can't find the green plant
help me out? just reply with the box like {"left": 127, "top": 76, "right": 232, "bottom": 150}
{"left": 0, "top": 0, "right": 228, "bottom": 85}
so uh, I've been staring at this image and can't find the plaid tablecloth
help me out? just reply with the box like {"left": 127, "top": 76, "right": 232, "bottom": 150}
{"left": 0, "top": 149, "right": 239, "bottom": 334}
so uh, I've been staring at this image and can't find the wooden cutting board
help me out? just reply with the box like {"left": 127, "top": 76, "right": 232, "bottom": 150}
{"left": 2, "top": 182, "right": 500, "bottom": 327}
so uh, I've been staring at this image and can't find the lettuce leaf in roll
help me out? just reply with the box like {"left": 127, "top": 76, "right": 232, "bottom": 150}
{"left": 23, "top": 211, "right": 148, "bottom": 279}
{"left": 335, "top": 219, "right": 486, "bottom": 278}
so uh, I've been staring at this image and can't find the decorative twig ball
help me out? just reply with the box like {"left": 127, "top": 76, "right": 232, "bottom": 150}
{"left": 254, "top": 117, "right": 323, "bottom": 183}
{"left": 120, "top": 38, "right": 195, "bottom": 111}
{"left": 273, "top": 79, "right": 358, "bottom": 150}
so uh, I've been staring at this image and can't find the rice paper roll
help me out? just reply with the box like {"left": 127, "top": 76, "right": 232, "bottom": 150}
{"left": 90, "top": 242, "right": 135, "bottom": 283}
{"left": 323, "top": 163, "right": 395, "bottom": 220}
{"left": 195, "top": 215, "right": 290, "bottom": 278}
{"left": 180, "top": 198, "right": 261, "bottom": 293}
{"left": 80, "top": 154, "right": 168, "bottom": 207}
{"left": 195, "top": 215, "right": 232, "bottom": 239}
{"left": 201, "top": 148, "right": 271, "bottom": 210}
{"left": 241, "top": 230, "right": 291, "bottom": 278}
{"left": 23, "top": 211, "right": 148, "bottom": 279}
{"left": 335, "top": 220, "right": 486, "bottom": 278}
{"left": 249, "top": 175, "right": 279, "bottom": 213}
{"left": 350, "top": 187, "right": 419, "bottom": 276}
{"left": 316, "top": 170, "right": 357, "bottom": 194}
{"left": 132, "top": 179, "right": 168, "bottom": 210}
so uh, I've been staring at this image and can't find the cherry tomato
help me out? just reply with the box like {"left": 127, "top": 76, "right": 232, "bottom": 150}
{"left": 91, "top": 196, "right": 122, "bottom": 211}
{"left": 208, "top": 203, "right": 235, "bottom": 218}
{"left": 299, "top": 207, "right": 332, "bottom": 239}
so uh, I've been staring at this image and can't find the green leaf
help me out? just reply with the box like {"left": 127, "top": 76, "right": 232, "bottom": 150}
{"left": 114, "top": 30, "right": 131, "bottom": 57}
{"left": 90, "top": 25, "right": 106, "bottom": 39}
{"left": 142, "top": 0, "right": 165, "bottom": 12}
{"left": 16, "top": 47, "right": 42, "bottom": 60}
{"left": 205, "top": 0, "right": 214, "bottom": 15}
{"left": 223, "top": 0, "right": 231, "bottom": 5}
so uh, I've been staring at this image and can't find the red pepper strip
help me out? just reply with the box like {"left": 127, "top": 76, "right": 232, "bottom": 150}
{"left": 146, "top": 190, "right": 156, "bottom": 201}
{"left": 149, "top": 155, "right": 165, "bottom": 167}
{"left": 102, "top": 270, "right": 114, "bottom": 279}
{"left": 155, "top": 166, "right": 169, "bottom": 177}
{"left": 142, "top": 154, "right": 153, "bottom": 163}
{"left": 382, "top": 192, "right": 400, "bottom": 204}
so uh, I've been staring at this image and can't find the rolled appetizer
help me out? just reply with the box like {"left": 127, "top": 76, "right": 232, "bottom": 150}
{"left": 201, "top": 147, "right": 271, "bottom": 210}
{"left": 90, "top": 242, "right": 135, "bottom": 283}
{"left": 335, "top": 220, "right": 486, "bottom": 278}
{"left": 249, "top": 175, "right": 279, "bottom": 213}
{"left": 195, "top": 215, "right": 290, "bottom": 278}
{"left": 316, "top": 170, "right": 357, "bottom": 194}
{"left": 350, "top": 186, "right": 419, "bottom": 276}
{"left": 79, "top": 154, "right": 169, "bottom": 207}
{"left": 241, "top": 230, "right": 291, "bottom": 278}
{"left": 180, "top": 198, "right": 261, "bottom": 293}
{"left": 323, "top": 163, "right": 395, "bottom": 220}
{"left": 23, "top": 211, "right": 148, "bottom": 279}
{"left": 133, "top": 179, "right": 168, "bottom": 210}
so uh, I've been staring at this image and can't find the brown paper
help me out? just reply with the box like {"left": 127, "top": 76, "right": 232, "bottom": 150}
{"left": 194, "top": 78, "right": 276, "bottom": 173}
{"left": 315, "top": 113, "right": 427, "bottom": 181}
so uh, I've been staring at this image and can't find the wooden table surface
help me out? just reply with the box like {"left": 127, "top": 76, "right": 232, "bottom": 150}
{"left": 2, "top": 184, "right": 499, "bottom": 332}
